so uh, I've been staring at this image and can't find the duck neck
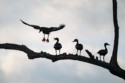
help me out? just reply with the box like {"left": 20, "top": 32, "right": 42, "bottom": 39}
{"left": 76, "top": 41, "right": 79, "bottom": 45}
{"left": 56, "top": 40, "right": 59, "bottom": 43}
{"left": 104, "top": 44, "right": 108, "bottom": 51}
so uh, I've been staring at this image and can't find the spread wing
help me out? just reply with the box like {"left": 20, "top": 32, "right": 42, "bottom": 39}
{"left": 49, "top": 24, "right": 65, "bottom": 32}
{"left": 20, "top": 19, "right": 41, "bottom": 30}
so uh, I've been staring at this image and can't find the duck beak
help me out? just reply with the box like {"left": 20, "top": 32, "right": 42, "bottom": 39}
{"left": 73, "top": 40, "right": 75, "bottom": 42}
{"left": 60, "top": 24, "right": 65, "bottom": 27}
{"left": 106, "top": 43, "right": 110, "bottom": 46}
{"left": 54, "top": 38, "right": 57, "bottom": 40}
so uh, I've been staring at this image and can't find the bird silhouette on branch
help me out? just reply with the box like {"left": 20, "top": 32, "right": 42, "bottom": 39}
{"left": 97, "top": 43, "right": 110, "bottom": 61}
{"left": 73, "top": 39, "right": 83, "bottom": 55}
{"left": 54, "top": 37, "right": 62, "bottom": 55}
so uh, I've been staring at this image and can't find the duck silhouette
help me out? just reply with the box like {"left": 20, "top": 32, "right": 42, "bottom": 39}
{"left": 73, "top": 39, "right": 83, "bottom": 55}
{"left": 97, "top": 43, "right": 110, "bottom": 61}
{"left": 54, "top": 37, "right": 62, "bottom": 55}
{"left": 20, "top": 19, "right": 65, "bottom": 42}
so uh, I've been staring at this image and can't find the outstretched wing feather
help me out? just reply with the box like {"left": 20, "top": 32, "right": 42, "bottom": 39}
{"left": 49, "top": 24, "right": 65, "bottom": 32}
{"left": 20, "top": 19, "right": 41, "bottom": 30}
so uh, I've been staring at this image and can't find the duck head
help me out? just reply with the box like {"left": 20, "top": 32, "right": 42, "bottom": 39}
{"left": 73, "top": 39, "right": 78, "bottom": 42}
{"left": 104, "top": 43, "right": 110, "bottom": 46}
{"left": 54, "top": 37, "right": 59, "bottom": 41}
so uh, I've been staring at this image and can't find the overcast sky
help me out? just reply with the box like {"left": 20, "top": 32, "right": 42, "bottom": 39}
{"left": 0, "top": 0, "right": 125, "bottom": 83}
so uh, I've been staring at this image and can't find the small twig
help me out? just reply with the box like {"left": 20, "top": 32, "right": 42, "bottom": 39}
{"left": 85, "top": 49, "right": 94, "bottom": 59}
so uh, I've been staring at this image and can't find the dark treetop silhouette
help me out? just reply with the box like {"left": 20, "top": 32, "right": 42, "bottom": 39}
{"left": 97, "top": 43, "right": 110, "bottom": 62}
{"left": 54, "top": 37, "right": 62, "bottom": 55}
{"left": 73, "top": 39, "right": 83, "bottom": 55}
{"left": 0, "top": 0, "right": 125, "bottom": 80}
{"left": 20, "top": 19, "right": 65, "bottom": 42}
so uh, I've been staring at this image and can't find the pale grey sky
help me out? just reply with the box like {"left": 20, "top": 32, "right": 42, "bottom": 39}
{"left": 0, "top": 0, "right": 125, "bottom": 83}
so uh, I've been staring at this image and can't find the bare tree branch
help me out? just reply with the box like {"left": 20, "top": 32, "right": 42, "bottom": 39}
{"left": 0, "top": 43, "right": 125, "bottom": 79}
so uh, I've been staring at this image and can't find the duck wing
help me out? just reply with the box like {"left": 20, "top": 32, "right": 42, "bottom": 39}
{"left": 49, "top": 24, "right": 65, "bottom": 32}
{"left": 76, "top": 44, "right": 83, "bottom": 50}
{"left": 97, "top": 49, "right": 106, "bottom": 55}
{"left": 20, "top": 19, "right": 41, "bottom": 30}
{"left": 54, "top": 43, "right": 62, "bottom": 50}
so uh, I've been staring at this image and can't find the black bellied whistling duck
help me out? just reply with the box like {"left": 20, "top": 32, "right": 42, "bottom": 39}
{"left": 97, "top": 43, "right": 110, "bottom": 61}
{"left": 73, "top": 39, "right": 83, "bottom": 55}
{"left": 54, "top": 37, "right": 62, "bottom": 55}
{"left": 20, "top": 19, "right": 65, "bottom": 42}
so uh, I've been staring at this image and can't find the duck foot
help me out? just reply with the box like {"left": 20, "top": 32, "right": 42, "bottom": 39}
{"left": 46, "top": 39, "right": 49, "bottom": 42}
{"left": 42, "top": 37, "right": 46, "bottom": 42}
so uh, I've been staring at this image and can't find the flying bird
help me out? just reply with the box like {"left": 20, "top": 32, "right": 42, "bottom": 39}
{"left": 97, "top": 43, "right": 110, "bottom": 61}
{"left": 73, "top": 39, "right": 83, "bottom": 55}
{"left": 20, "top": 19, "right": 65, "bottom": 42}
{"left": 54, "top": 37, "right": 62, "bottom": 55}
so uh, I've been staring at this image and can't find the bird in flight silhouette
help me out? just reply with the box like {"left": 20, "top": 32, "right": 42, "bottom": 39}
{"left": 97, "top": 42, "right": 110, "bottom": 62}
{"left": 20, "top": 19, "right": 65, "bottom": 42}
{"left": 73, "top": 39, "right": 83, "bottom": 55}
{"left": 54, "top": 37, "right": 62, "bottom": 55}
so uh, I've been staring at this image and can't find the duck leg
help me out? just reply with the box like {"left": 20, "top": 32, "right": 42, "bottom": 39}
{"left": 42, "top": 34, "right": 46, "bottom": 42}
{"left": 100, "top": 55, "right": 101, "bottom": 61}
{"left": 80, "top": 50, "right": 81, "bottom": 56}
{"left": 59, "top": 50, "right": 60, "bottom": 55}
{"left": 76, "top": 50, "right": 78, "bottom": 55}
{"left": 103, "top": 56, "right": 105, "bottom": 62}
{"left": 46, "top": 34, "right": 49, "bottom": 42}
{"left": 55, "top": 50, "right": 57, "bottom": 55}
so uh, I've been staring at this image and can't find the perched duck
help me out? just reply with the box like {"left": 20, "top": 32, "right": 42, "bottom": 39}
{"left": 97, "top": 43, "right": 110, "bottom": 61}
{"left": 54, "top": 37, "right": 62, "bottom": 55}
{"left": 20, "top": 19, "right": 65, "bottom": 42}
{"left": 73, "top": 39, "right": 83, "bottom": 55}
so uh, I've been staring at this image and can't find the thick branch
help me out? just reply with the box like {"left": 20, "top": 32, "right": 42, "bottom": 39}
{"left": 110, "top": 0, "right": 119, "bottom": 66}
{"left": 0, "top": 43, "right": 125, "bottom": 79}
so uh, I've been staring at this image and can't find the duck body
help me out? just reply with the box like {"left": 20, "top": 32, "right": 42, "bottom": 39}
{"left": 97, "top": 49, "right": 108, "bottom": 56}
{"left": 54, "top": 43, "right": 62, "bottom": 50}
{"left": 54, "top": 38, "right": 62, "bottom": 55}
{"left": 75, "top": 43, "right": 83, "bottom": 51}
{"left": 40, "top": 25, "right": 65, "bottom": 34}
{"left": 41, "top": 28, "right": 51, "bottom": 34}
{"left": 73, "top": 39, "right": 83, "bottom": 55}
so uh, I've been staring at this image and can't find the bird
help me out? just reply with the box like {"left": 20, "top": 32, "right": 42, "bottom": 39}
{"left": 97, "top": 43, "right": 110, "bottom": 61}
{"left": 73, "top": 39, "right": 83, "bottom": 55}
{"left": 54, "top": 37, "right": 62, "bottom": 55}
{"left": 20, "top": 19, "right": 65, "bottom": 42}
